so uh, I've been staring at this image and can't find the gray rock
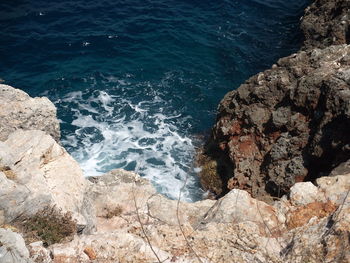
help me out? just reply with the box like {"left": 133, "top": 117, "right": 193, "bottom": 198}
{"left": 0, "top": 84, "right": 60, "bottom": 142}
{"left": 199, "top": 0, "right": 350, "bottom": 202}
{"left": 316, "top": 173, "right": 350, "bottom": 205}
{"left": 272, "top": 107, "right": 291, "bottom": 128}
{"left": 0, "top": 228, "right": 32, "bottom": 263}
{"left": 201, "top": 44, "right": 350, "bottom": 201}
{"left": 301, "top": 0, "right": 350, "bottom": 49}
{"left": 0, "top": 130, "right": 88, "bottom": 227}
{"left": 329, "top": 159, "right": 350, "bottom": 176}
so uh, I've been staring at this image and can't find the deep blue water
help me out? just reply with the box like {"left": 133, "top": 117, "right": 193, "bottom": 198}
{"left": 0, "top": 0, "right": 308, "bottom": 201}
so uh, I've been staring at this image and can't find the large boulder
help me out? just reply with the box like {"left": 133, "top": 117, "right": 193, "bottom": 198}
{"left": 0, "top": 130, "right": 89, "bottom": 228}
{"left": 0, "top": 84, "right": 60, "bottom": 142}
{"left": 198, "top": 0, "right": 350, "bottom": 202}
{"left": 0, "top": 228, "right": 33, "bottom": 263}
{"left": 199, "top": 44, "right": 350, "bottom": 202}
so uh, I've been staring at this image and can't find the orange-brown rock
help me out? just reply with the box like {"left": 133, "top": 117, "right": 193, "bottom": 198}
{"left": 286, "top": 201, "right": 337, "bottom": 229}
{"left": 83, "top": 247, "right": 97, "bottom": 260}
{"left": 201, "top": 44, "right": 350, "bottom": 201}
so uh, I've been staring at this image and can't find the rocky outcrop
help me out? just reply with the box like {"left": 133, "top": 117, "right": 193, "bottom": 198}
{"left": 2, "top": 168, "right": 348, "bottom": 263}
{"left": 0, "top": 85, "right": 349, "bottom": 262}
{"left": 301, "top": 0, "right": 350, "bottom": 49}
{"left": 200, "top": 45, "right": 350, "bottom": 201}
{"left": 0, "top": 84, "right": 60, "bottom": 142}
{"left": 0, "top": 228, "right": 32, "bottom": 263}
{"left": 0, "top": 129, "right": 89, "bottom": 228}
{"left": 1, "top": 0, "right": 350, "bottom": 261}
{"left": 199, "top": 0, "right": 350, "bottom": 202}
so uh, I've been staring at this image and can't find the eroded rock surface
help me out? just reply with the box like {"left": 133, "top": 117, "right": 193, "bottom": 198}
{"left": 200, "top": 45, "right": 350, "bottom": 201}
{"left": 1, "top": 0, "right": 350, "bottom": 261}
{"left": 0, "top": 129, "right": 89, "bottom": 228}
{"left": 0, "top": 84, "right": 60, "bottom": 142}
{"left": 199, "top": 0, "right": 350, "bottom": 202}
{"left": 16, "top": 170, "right": 348, "bottom": 263}
{"left": 0, "top": 228, "right": 32, "bottom": 263}
{"left": 301, "top": 0, "right": 350, "bottom": 49}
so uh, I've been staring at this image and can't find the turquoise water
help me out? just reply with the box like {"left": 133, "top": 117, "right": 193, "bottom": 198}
{"left": 0, "top": 0, "right": 308, "bottom": 201}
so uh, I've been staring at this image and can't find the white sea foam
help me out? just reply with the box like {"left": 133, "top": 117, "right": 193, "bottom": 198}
{"left": 59, "top": 78, "right": 203, "bottom": 201}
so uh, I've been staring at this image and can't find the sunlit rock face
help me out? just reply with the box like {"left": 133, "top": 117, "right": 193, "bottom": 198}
{"left": 0, "top": 85, "right": 349, "bottom": 263}
{"left": 0, "top": 0, "right": 349, "bottom": 262}
{"left": 0, "top": 84, "right": 60, "bottom": 142}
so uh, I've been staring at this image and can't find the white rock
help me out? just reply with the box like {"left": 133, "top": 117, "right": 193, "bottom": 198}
{"left": 0, "top": 84, "right": 60, "bottom": 142}
{"left": 290, "top": 181, "right": 319, "bottom": 206}
{"left": 147, "top": 194, "right": 215, "bottom": 227}
{"left": 316, "top": 174, "right": 350, "bottom": 205}
{"left": 0, "top": 210, "right": 4, "bottom": 225}
{"left": 0, "top": 130, "right": 88, "bottom": 227}
{"left": 0, "top": 228, "right": 32, "bottom": 263}
{"left": 28, "top": 242, "right": 51, "bottom": 263}
{"left": 49, "top": 231, "right": 173, "bottom": 263}
{"left": 199, "top": 189, "right": 283, "bottom": 233}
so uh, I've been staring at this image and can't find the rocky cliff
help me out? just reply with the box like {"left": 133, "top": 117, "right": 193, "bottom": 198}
{"left": 0, "top": 0, "right": 349, "bottom": 262}
{"left": 301, "top": 0, "right": 350, "bottom": 49}
{"left": 0, "top": 93, "right": 349, "bottom": 262}
{"left": 0, "top": 85, "right": 60, "bottom": 142}
{"left": 198, "top": 0, "right": 350, "bottom": 203}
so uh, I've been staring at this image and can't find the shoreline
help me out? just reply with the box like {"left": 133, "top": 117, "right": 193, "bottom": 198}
{"left": 198, "top": 0, "right": 350, "bottom": 203}
{"left": 0, "top": 0, "right": 349, "bottom": 262}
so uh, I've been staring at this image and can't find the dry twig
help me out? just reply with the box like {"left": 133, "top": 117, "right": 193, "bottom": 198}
{"left": 176, "top": 176, "right": 205, "bottom": 263}
{"left": 132, "top": 183, "right": 163, "bottom": 263}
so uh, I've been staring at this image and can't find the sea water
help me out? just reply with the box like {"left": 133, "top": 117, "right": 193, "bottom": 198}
{"left": 0, "top": 0, "right": 308, "bottom": 201}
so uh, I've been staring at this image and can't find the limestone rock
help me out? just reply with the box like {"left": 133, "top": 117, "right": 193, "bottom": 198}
{"left": 85, "top": 169, "right": 156, "bottom": 232}
{"left": 0, "top": 130, "right": 88, "bottom": 227}
{"left": 0, "top": 228, "right": 32, "bottom": 263}
{"left": 316, "top": 173, "right": 350, "bottom": 205}
{"left": 286, "top": 200, "right": 338, "bottom": 230}
{"left": 329, "top": 159, "right": 350, "bottom": 176}
{"left": 86, "top": 169, "right": 216, "bottom": 231}
{"left": 289, "top": 182, "right": 319, "bottom": 206}
{"left": 0, "top": 159, "right": 341, "bottom": 263}
{"left": 283, "top": 193, "right": 350, "bottom": 263}
{"left": 199, "top": 189, "right": 283, "bottom": 234}
{"left": 39, "top": 169, "right": 284, "bottom": 263}
{"left": 147, "top": 195, "right": 215, "bottom": 227}
{"left": 30, "top": 172, "right": 347, "bottom": 263}
{"left": 49, "top": 231, "right": 175, "bottom": 263}
{"left": 0, "top": 84, "right": 60, "bottom": 142}
{"left": 27, "top": 242, "right": 51, "bottom": 263}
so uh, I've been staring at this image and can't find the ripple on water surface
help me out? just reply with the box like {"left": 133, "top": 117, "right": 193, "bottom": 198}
{"left": 0, "top": 0, "right": 309, "bottom": 201}
{"left": 56, "top": 74, "right": 204, "bottom": 202}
